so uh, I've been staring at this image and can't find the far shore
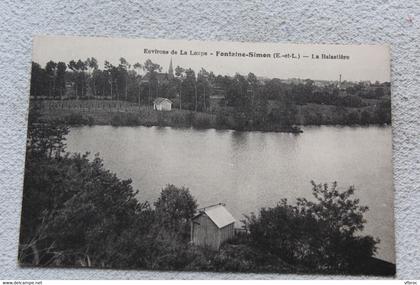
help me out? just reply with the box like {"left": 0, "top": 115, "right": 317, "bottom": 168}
{"left": 32, "top": 99, "right": 391, "bottom": 134}
{"left": 33, "top": 100, "right": 303, "bottom": 133}
{"left": 40, "top": 109, "right": 304, "bottom": 134}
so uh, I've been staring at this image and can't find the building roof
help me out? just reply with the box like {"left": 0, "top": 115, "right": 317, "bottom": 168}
{"left": 194, "top": 204, "right": 236, "bottom": 228}
{"left": 153, "top": 97, "right": 172, "bottom": 105}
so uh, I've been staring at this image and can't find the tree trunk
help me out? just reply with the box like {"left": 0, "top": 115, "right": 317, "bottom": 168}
{"left": 75, "top": 82, "right": 78, "bottom": 100}
{"left": 179, "top": 81, "right": 182, "bottom": 110}
{"left": 194, "top": 80, "right": 198, "bottom": 112}
{"left": 148, "top": 84, "right": 151, "bottom": 109}
{"left": 81, "top": 76, "right": 84, "bottom": 99}
{"left": 53, "top": 76, "right": 56, "bottom": 99}
{"left": 117, "top": 80, "right": 119, "bottom": 109}
{"left": 92, "top": 76, "right": 96, "bottom": 98}
{"left": 110, "top": 80, "right": 113, "bottom": 101}
{"left": 138, "top": 85, "right": 141, "bottom": 108}
{"left": 125, "top": 75, "right": 128, "bottom": 101}
{"left": 203, "top": 86, "right": 206, "bottom": 111}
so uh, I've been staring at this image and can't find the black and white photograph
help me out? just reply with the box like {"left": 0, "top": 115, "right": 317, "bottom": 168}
{"left": 19, "top": 36, "right": 395, "bottom": 276}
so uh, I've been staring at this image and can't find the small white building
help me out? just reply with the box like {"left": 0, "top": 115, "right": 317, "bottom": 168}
{"left": 153, "top": 97, "right": 172, "bottom": 111}
{"left": 191, "top": 203, "right": 236, "bottom": 250}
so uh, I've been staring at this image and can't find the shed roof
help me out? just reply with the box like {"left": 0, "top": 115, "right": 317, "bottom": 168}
{"left": 153, "top": 97, "right": 172, "bottom": 105}
{"left": 195, "top": 204, "right": 236, "bottom": 228}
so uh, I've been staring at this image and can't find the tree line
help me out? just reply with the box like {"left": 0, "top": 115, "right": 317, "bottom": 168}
{"left": 31, "top": 58, "right": 149, "bottom": 103}
{"left": 30, "top": 57, "right": 391, "bottom": 127}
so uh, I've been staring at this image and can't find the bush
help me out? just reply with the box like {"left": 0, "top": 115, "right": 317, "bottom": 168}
{"left": 170, "top": 112, "right": 188, "bottom": 126}
{"left": 191, "top": 114, "right": 211, "bottom": 129}
{"left": 346, "top": 111, "right": 361, "bottom": 125}
{"left": 87, "top": 116, "right": 94, "bottom": 125}
{"left": 375, "top": 99, "right": 391, "bottom": 124}
{"left": 215, "top": 111, "right": 229, "bottom": 128}
{"left": 194, "top": 244, "right": 297, "bottom": 273}
{"left": 156, "top": 112, "right": 166, "bottom": 126}
{"left": 111, "top": 113, "right": 139, "bottom": 126}
{"left": 154, "top": 184, "right": 197, "bottom": 241}
{"left": 19, "top": 152, "right": 149, "bottom": 268}
{"left": 243, "top": 181, "right": 378, "bottom": 273}
{"left": 304, "top": 112, "right": 323, "bottom": 125}
{"left": 360, "top": 110, "right": 373, "bottom": 125}
{"left": 64, "top": 113, "right": 94, "bottom": 125}
{"left": 340, "top": 95, "right": 364, "bottom": 108}
{"left": 232, "top": 111, "right": 247, "bottom": 130}
{"left": 110, "top": 114, "right": 123, "bottom": 126}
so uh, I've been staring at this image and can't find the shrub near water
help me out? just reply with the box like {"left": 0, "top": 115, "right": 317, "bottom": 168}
{"left": 110, "top": 113, "right": 139, "bottom": 126}
{"left": 191, "top": 113, "right": 212, "bottom": 129}
{"left": 215, "top": 110, "right": 230, "bottom": 129}
{"left": 64, "top": 113, "right": 95, "bottom": 125}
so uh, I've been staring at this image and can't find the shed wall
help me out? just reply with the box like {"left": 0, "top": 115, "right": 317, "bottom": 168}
{"left": 192, "top": 214, "right": 235, "bottom": 250}
{"left": 219, "top": 223, "right": 235, "bottom": 245}
{"left": 192, "top": 214, "right": 220, "bottom": 250}
{"left": 155, "top": 101, "right": 172, "bottom": 111}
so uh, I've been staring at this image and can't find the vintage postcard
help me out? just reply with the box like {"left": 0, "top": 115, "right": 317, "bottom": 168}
{"left": 19, "top": 36, "right": 395, "bottom": 275}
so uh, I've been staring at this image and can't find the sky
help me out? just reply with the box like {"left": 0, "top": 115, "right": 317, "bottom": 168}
{"left": 32, "top": 35, "right": 391, "bottom": 82}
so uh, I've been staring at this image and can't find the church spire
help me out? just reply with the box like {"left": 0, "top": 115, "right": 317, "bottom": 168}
{"left": 168, "top": 58, "right": 174, "bottom": 77}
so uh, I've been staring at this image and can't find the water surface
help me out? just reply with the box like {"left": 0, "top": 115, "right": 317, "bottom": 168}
{"left": 66, "top": 125, "right": 395, "bottom": 262}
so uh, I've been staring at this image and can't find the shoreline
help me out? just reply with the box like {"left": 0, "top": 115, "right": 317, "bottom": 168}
{"left": 40, "top": 109, "right": 390, "bottom": 134}
{"left": 37, "top": 109, "right": 304, "bottom": 134}
{"left": 33, "top": 100, "right": 391, "bottom": 134}
{"left": 32, "top": 99, "right": 391, "bottom": 134}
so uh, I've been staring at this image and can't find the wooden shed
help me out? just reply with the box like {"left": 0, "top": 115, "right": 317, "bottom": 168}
{"left": 190, "top": 203, "right": 236, "bottom": 250}
{"left": 153, "top": 97, "right": 172, "bottom": 111}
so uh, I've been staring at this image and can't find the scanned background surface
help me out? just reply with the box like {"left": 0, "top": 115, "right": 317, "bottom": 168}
{"left": 0, "top": 0, "right": 419, "bottom": 279}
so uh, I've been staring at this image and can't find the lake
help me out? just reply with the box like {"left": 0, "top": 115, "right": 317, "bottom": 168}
{"left": 66, "top": 125, "right": 395, "bottom": 263}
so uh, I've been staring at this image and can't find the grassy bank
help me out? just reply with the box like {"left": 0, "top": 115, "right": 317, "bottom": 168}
{"left": 295, "top": 103, "right": 391, "bottom": 126}
{"left": 34, "top": 99, "right": 390, "bottom": 132}
{"left": 37, "top": 104, "right": 302, "bottom": 133}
